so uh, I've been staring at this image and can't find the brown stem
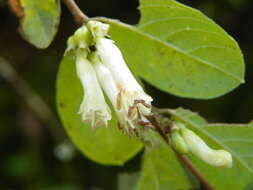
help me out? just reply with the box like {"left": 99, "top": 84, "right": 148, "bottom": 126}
{"left": 62, "top": 0, "right": 89, "bottom": 25}
{"left": 177, "top": 154, "right": 215, "bottom": 190}
{"left": 146, "top": 115, "right": 168, "bottom": 142}
{"left": 0, "top": 57, "right": 65, "bottom": 142}
{"left": 174, "top": 139, "right": 215, "bottom": 189}
{"left": 147, "top": 114, "right": 215, "bottom": 190}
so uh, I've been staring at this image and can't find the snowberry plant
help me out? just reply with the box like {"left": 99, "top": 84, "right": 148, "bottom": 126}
{"left": 8, "top": 0, "right": 252, "bottom": 189}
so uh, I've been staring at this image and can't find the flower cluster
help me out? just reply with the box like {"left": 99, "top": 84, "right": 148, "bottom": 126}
{"left": 65, "top": 21, "right": 233, "bottom": 167}
{"left": 66, "top": 20, "right": 153, "bottom": 135}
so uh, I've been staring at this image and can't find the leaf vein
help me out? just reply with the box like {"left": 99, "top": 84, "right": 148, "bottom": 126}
{"left": 221, "top": 138, "right": 253, "bottom": 144}
{"left": 139, "top": 17, "right": 213, "bottom": 29}
{"left": 187, "top": 45, "right": 234, "bottom": 53}
{"left": 162, "top": 28, "right": 227, "bottom": 41}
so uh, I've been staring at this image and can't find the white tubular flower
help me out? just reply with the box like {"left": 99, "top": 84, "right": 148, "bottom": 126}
{"left": 98, "top": 38, "right": 152, "bottom": 120}
{"left": 91, "top": 53, "right": 118, "bottom": 106}
{"left": 87, "top": 21, "right": 153, "bottom": 127}
{"left": 91, "top": 52, "right": 136, "bottom": 134}
{"left": 76, "top": 49, "right": 111, "bottom": 128}
{"left": 181, "top": 128, "right": 232, "bottom": 168}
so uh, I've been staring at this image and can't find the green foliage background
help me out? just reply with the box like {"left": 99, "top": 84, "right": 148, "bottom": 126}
{"left": 0, "top": 0, "right": 253, "bottom": 189}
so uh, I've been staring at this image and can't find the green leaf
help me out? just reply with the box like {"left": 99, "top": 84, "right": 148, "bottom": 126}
{"left": 56, "top": 54, "right": 143, "bottom": 166}
{"left": 138, "top": 0, "right": 245, "bottom": 99}
{"left": 19, "top": 0, "right": 61, "bottom": 48}
{"left": 44, "top": 184, "right": 83, "bottom": 190}
{"left": 118, "top": 172, "right": 140, "bottom": 190}
{"left": 136, "top": 131, "right": 195, "bottom": 190}
{"left": 168, "top": 108, "right": 253, "bottom": 190}
{"left": 100, "top": 0, "right": 244, "bottom": 99}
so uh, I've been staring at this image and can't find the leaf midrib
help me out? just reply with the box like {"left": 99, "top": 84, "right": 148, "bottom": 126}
{"left": 138, "top": 17, "right": 217, "bottom": 30}
{"left": 102, "top": 18, "right": 244, "bottom": 83}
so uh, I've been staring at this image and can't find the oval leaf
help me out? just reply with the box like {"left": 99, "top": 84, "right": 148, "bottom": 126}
{"left": 10, "top": 0, "right": 61, "bottom": 48}
{"left": 138, "top": 0, "right": 244, "bottom": 99}
{"left": 100, "top": 0, "right": 244, "bottom": 99}
{"left": 56, "top": 54, "right": 143, "bottom": 166}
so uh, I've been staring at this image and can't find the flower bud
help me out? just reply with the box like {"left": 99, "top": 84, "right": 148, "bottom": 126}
{"left": 65, "top": 25, "right": 91, "bottom": 53}
{"left": 171, "top": 131, "right": 189, "bottom": 154}
{"left": 73, "top": 26, "right": 91, "bottom": 49}
{"left": 181, "top": 128, "right": 232, "bottom": 168}
{"left": 65, "top": 36, "right": 75, "bottom": 53}
{"left": 87, "top": 20, "right": 110, "bottom": 40}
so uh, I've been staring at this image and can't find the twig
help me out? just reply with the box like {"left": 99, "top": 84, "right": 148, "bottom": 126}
{"left": 62, "top": 0, "right": 89, "bottom": 25}
{"left": 146, "top": 115, "right": 168, "bottom": 142}
{"left": 147, "top": 113, "right": 215, "bottom": 190}
{"left": 177, "top": 154, "right": 215, "bottom": 190}
{"left": 0, "top": 57, "right": 65, "bottom": 142}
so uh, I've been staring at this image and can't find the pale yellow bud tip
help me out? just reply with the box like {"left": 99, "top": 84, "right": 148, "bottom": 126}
{"left": 87, "top": 20, "right": 110, "bottom": 40}
{"left": 209, "top": 149, "right": 233, "bottom": 168}
{"left": 181, "top": 127, "right": 233, "bottom": 168}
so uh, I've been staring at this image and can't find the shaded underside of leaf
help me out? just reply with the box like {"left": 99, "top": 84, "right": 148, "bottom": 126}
{"left": 118, "top": 172, "right": 140, "bottom": 190}
{"left": 18, "top": 0, "right": 61, "bottom": 48}
{"left": 56, "top": 54, "right": 143, "bottom": 166}
{"left": 168, "top": 108, "right": 253, "bottom": 190}
{"left": 136, "top": 131, "right": 195, "bottom": 190}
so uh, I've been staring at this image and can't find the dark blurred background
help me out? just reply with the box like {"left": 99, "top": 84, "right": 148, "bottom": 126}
{"left": 0, "top": 0, "right": 252, "bottom": 189}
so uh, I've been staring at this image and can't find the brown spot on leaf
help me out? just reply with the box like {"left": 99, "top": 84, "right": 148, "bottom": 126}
{"left": 8, "top": 0, "right": 25, "bottom": 38}
{"left": 8, "top": 0, "right": 24, "bottom": 19}
{"left": 59, "top": 102, "right": 65, "bottom": 108}
{"left": 116, "top": 92, "right": 122, "bottom": 110}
